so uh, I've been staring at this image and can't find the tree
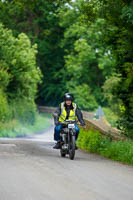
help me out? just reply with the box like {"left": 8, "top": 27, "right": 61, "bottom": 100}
{"left": 1, "top": 0, "right": 132, "bottom": 133}
{"left": 0, "top": 0, "right": 70, "bottom": 106}
{"left": 58, "top": 0, "right": 115, "bottom": 110}
{"left": 0, "top": 23, "right": 41, "bottom": 124}
{"left": 100, "top": 0, "right": 133, "bottom": 135}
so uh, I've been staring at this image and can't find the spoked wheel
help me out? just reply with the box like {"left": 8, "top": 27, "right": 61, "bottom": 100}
{"left": 69, "top": 136, "right": 75, "bottom": 160}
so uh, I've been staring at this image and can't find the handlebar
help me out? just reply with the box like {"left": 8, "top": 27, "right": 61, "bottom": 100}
{"left": 59, "top": 120, "right": 78, "bottom": 125}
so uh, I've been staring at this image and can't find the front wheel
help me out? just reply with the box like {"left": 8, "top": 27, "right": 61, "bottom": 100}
{"left": 69, "top": 135, "right": 75, "bottom": 160}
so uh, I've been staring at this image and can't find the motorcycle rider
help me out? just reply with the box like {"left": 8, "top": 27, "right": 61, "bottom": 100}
{"left": 53, "top": 93, "right": 86, "bottom": 149}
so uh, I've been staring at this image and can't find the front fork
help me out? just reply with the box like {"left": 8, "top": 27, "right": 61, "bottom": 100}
{"left": 62, "top": 133, "right": 67, "bottom": 144}
{"left": 61, "top": 128, "right": 76, "bottom": 150}
{"left": 68, "top": 128, "right": 76, "bottom": 145}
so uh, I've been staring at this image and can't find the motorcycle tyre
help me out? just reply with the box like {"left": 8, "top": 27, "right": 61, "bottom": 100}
{"left": 60, "top": 149, "right": 66, "bottom": 157}
{"left": 69, "top": 135, "right": 75, "bottom": 160}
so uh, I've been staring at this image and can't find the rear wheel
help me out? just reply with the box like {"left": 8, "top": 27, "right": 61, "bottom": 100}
{"left": 60, "top": 149, "right": 66, "bottom": 157}
{"left": 60, "top": 144, "right": 66, "bottom": 157}
{"left": 69, "top": 135, "right": 75, "bottom": 160}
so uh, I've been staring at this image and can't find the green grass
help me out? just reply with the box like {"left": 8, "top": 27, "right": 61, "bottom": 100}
{"left": 103, "top": 107, "right": 119, "bottom": 127}
{"left": 40, "top": 112, "right": 52, "bottom": 119}
{"left": 0, "top": 113, "right": 51, "bottom": 138}
{"left": 77, "top": 127, "right": 133, "bottom": 165}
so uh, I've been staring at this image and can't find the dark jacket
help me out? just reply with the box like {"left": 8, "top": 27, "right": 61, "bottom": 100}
{"left": 54, "top": 102, "right": 85, "bottom": 126}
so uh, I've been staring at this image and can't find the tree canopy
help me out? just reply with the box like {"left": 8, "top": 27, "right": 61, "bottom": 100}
{"left": 0, "top": 23, "right": 41, "bottom": 124}
{"left": 0, "top": 0, "right": 133, "bottom": 134}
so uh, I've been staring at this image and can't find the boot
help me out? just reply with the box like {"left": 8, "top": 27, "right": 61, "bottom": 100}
{"left": 53, "top": 141, "right": 61, "bottom": 149}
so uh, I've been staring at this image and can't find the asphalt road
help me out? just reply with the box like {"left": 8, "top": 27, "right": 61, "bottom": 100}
{"left": 0, "top": 119, "right": 133, "bottom": 200}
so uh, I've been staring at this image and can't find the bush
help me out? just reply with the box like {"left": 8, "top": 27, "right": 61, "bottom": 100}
{"left": 103, "top": 107, "right": 119, "bottom": 127}
{"left": 0, "top": 89, "right": 11, "bottom": 122}
{"left": 0, "top": 120, "right": 17, "bottom": 137}
{"left": 77, "top": 127, "right": 133, "bottom": 165}
{"left": 0, "top": 23, "right": 42, "bottom": 127}
{"left": 10, "top": 100, "right": 37, "bottom": 125}
{"left": 77, "top": 127, "right": 102, "bottom": 152}
{"left": 100, "top": 140, "right": 133, "bottom": 165}
{"left": 68, "top": 84, "right": 98, "bottom": 111}
{"left": 0, "top": 113, "right": 50, "bottom": 138}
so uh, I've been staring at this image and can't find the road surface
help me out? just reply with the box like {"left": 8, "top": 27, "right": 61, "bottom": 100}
{"left": 0, "top": 119, "right": 133, "bottom": 200}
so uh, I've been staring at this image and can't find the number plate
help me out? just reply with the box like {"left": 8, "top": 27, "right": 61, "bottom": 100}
{"left": 68, "top": 124, "right": 75, "bottom": 128}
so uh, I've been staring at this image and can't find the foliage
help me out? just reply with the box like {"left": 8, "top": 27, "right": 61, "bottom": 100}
{"left": 0, "top": 24, "right": 41, "bottom": 100}
{"left": 0, "top": 0, "right": 133, "bottom": 134}
{"left": 69, "top": 84, "right": 98, "bottom": 111}
{"left": 0, "top": 0, "right": 116, "bottom": 109}
{"left": 0, "top": 23, "right": 41, "bottom": 127}
{"left": 117, "top": 62, "right": 133, "bottom": 136}
{"left": 103, "top": 75, "right": 121, "bottom": 113}
{"left": 100, "top": 140, "right": 133, "bottom": 165}
{"left": 99, "top": 0, "right": 133, "bottom": 135}
{"left": 0, "top": 113, "right": 50, "bottom": 138}
{"left": 59, "top": 3, "right": 116, "bottom": 108}
{"left": 0, "top": 0, "right": 69, "bottom": 106}
{"left": 77, "top": 127, "right": 102, "bottom": 152}
{"left": 10, "top": 100, "right": 37, "bottom": 125}
{"left": 103, "top": 107, "right": 119, "bottom": 128}
{"left": 77, "top": 127, "right": 133, "bottom": 165}
{"left": 0, "top": 89, "right": 11, "bottom": 122}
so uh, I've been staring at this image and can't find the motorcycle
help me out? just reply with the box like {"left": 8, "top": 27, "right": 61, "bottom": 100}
{"left": 59, "top": 119, "right": 78, "bottom": 160}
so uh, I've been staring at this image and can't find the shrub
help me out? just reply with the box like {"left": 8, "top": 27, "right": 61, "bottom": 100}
{"left": 100, "top": 140, "right": 133, "bottom": 165}
{"left": 0, "top": 23, "right": 42, "bottom": 129}
{"left": 77, "top": 127, "right": 133, "bottom": 165}
{"left": 10, "top": 100, "right": 37, "bottom": 125}
{"left": 69, "top": 84, "right": 98, "bottom": 111}
{"left": 0, "top": 120, "right": 17, "bottom": 137}
{"left": 0, "top": 113, "right": 51, "bottom": 138}
{"left": 77, "top": 127, "right": 102, "bottom": 152}
{"left": 103, "top": 107, "right": 119, "bottom": 127}
{"left": 0, "top": 89, "right": 11, "bottom": 122}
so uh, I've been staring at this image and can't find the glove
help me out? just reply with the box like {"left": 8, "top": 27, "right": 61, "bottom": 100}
{"left": 54, "top": 119, "right": 59, "bottom": 126}
{"left": 80, "top": 124, "right": 86, "bottom": 128}
{"left": 59, "top": 121, "right": 67, "bottom": 125}
{"left": 54, "top": 116, "right": 59, "bottom": 126}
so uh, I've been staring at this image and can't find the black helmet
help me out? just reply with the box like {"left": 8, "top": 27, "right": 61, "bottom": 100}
{"left": 64, "top": 93, "right": 73, "bottom": 101}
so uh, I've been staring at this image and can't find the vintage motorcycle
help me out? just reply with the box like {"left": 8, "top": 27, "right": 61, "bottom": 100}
{"left": 59, "top": 119, "right": 78, "bottom": 160}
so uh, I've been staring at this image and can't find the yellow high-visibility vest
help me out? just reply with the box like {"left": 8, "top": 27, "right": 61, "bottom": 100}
{"left": 59, "top": 102, "right": 78, "bottom": 122}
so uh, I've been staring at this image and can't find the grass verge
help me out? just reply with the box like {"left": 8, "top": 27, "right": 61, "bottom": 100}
{"left": 77, "top": 127, "right": 133, "bottom": 165}
{"left": 0, "top": 113, "right": 51, "bottom": 138}
{"left": 103, "top": 107, "right": 119, "bottom": 127}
